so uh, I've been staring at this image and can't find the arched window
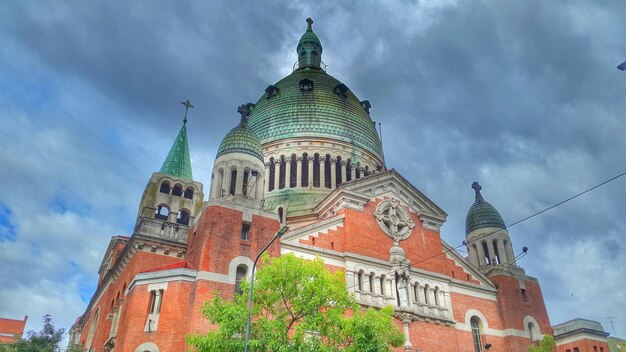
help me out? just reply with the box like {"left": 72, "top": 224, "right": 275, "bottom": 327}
{"left": 279, "top": 155, "right": 286, "bottom": 189}
{"left": 414, "top": 283, "right": 420, "bottom": 303}
{"left": 229, "top": 169, "right": 237, "bottom": 196}
{"left": 313, "top": 154, "right": 320, "bottom": 187}
{"left": 301, "top": 153, "right": 309, "bottom": 187}
{"left": 184, "top": 187, "right": 194, "bottom": 199}
{"left": 336, "top": 156, "right": 342, "bottom": 186}
{"left": 159, "top": 181, "right": 171, "bottom": 194}
{"left": 235, "top": 264, "right": 248, "bottom": 296}
{"left": 434, "top": 286, "right": 441, "bottom": 306}
{"left": 324, "top": 155, "right": 331, "bottom": 188}
{"left": 155, "top": 205, "right": 169, "bottom": 220}
{"left": 268, "top": 158, "right": 275, "bottom": 192}
{"left": 172, "top": 184, "right": 183, "bottom": 196}
{"left": 177, "top": 209, "right": 190, "bottom": 225}
{"left": 369, "top": 272, "right": 375, "bottom": 293}
{"left": 528, "top": 322, "right": 538, "bottom": 342}
{"left": 380, "top": 275, "right": 386, "bottom": 296}
{"left": 358, "top": 270, "right": 364, "bottom": 291}
{"left": 423, "top": 285, "right": 430, "bottom": 305}
{"left": 243, "top": 170, "right": 250, "bottom": 196}
{"left": 290, "top": 154, "right": 297, "bottom": 188}
{"left": 493, "top": 239, "right": 501, "bottom": 264}
{"left": 216, "top": 169, "right": 224, "bottom": 198}
{"left": 482, "top": 241, "right": 491, "bottom": 265}
{"left": 346, "top": 160, "right": 352, "bottom": 182}
{"left": 278, "top": 207, "right": 284, "bottom": 224}
{"left": 471, "top": 316, "right": 483, "bottom": 352}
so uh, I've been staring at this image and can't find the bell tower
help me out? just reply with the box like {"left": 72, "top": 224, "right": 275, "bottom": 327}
{"left": 134, "top": 100, "right": 204, "bottom": 242}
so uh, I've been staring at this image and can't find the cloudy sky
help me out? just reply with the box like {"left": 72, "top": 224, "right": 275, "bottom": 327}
{"left": 1, "top": 0, "right": 625, "bottom": 340}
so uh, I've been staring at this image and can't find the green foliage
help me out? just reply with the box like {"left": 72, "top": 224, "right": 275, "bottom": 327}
{"left": 529, "top": 335, "right": 555, "bottom": 352}
{"left": 187, "top": 253, "right": 404, "bottom": 352}
{"left": 0, "top": 315, "right": 65, "bottom": 352}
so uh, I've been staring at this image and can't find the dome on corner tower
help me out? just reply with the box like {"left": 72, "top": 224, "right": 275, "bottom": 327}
{"left": 465, "top": 182, "right": 506, "bottom": 235}
{"left": 216, "top": 104, "right": 264, "bottom": 162}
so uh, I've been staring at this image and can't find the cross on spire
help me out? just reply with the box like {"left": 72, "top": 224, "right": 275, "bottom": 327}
{"left": 237, "top": 103, "right": 252, "bottom": 124}
{"left": 181, "top": 99, "right": 193, "bottom": 124}
{"left": 471, "top": 181, "right": 483, "bottom": 201}
{"left": 306, "top": 17, "right": 313, "bottom": 30}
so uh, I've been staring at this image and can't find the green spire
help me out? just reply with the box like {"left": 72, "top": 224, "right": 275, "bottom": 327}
{"left": 159, "top": 101, "right": 194, "bottom": 180}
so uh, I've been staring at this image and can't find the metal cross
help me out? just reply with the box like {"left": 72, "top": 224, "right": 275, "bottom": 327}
{"left": 181, "top": 99, "right": 194, "bottom": 124}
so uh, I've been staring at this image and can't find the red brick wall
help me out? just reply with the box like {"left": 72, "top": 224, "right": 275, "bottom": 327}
{"left": 557, "top": 338, "right": 610, "bottom": 352}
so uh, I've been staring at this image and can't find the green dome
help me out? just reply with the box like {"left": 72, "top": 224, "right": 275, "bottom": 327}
{"left": 216, "top": 121, "right": 264, "bottom": 161}
{"left": 247, "top": 69, "right": 383, "bottom": 160}
{"left": 465, "top": 182, "right": 506, "bottom": 235}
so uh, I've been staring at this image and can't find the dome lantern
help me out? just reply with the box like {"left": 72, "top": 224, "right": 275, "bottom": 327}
{"left": 296, "top": 18, "right": 323, "bottom": 69}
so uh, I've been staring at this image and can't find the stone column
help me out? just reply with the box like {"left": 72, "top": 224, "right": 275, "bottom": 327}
{"left": 307, "top": 157, "right": 314, "bottom": 187}
{"left": 340, "top": 161, "right": 347, "bottom": 185}
{"left": 468, "top": 244, "right": 480, "bottom": 268}
{"left": 319, "top": 158, "right": 326, "bottom": 189}
{"left": 255, "top": 174, "right": 264, "bottom": 200}
{"left": 296, "top": 157, "right": 303, "bottom": 188}
{"left": 264, "top": 162, "right": 271, "bottom": 193}
{"left": 235, "top": 168, "right": 244, "bottom": 195}
{"left": 476, "top": 240, "right": 486, "bottom": 266}
{"left": 273, "top": 161, "right": 280, "bottom": 191}
{"left": 350, "top": 163, "right": 356, "bottom": 181}
{"left": 506, "top": 241, "right": 516, "bottom": 265}
{"left": 285, "top": 157, "right": 292, "bottom": 188}
{"left": 330, "top": 159, "right": 337, "bottom": 189}
{"left": 221, "top": 167, "right": 230, "bottom": 197}
{"left": 496, "top": 239, "right": 507, "bottom": 264}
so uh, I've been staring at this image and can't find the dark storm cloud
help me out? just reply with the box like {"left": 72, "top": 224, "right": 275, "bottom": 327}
{"left": 1, "top": 0, "right": 625, "bottom": 338}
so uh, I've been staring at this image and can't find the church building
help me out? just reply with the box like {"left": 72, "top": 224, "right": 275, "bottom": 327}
{"left": 69, "top": 19, "right": 557, "bottom": 352}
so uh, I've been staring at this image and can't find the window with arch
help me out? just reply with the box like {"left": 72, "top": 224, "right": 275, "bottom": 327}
{"left": 324, "top": 155, "right": 331, "bottom": 188}
{"left": 413, "top": 283, "right": 420, "bottom": 303}
{"left": 279, "top": 156, "right": 286, "bottom": 189}
{"left": 184, "top": 186, "right": 194, "bottom": 199}
{"left": 155, "top": 205, "right": 169, "bottom": 221}
{"left": 434, "top": 286, "right": 441, "bottom": 306}
{"left": 176, "top": 209, "right": 190, "bottom": 225}
{"left": 278, "top": 207, "right": 285, "bottom": 224}
{"left": 243, "top": 170, "right": 250, "bottom": 196}
{"left": 369, "top": 272, "right": 375, "bottom": 293}
{"left": 301, "top": 153, "right": 309, "bottom": 187}
{"left": 172, "top": 184, "right": 183, "bottom": 197}
{"left": 482, "top": 241, "right": 491, "bottom": 265}
{"left": 346, "top": 160, "right": 352, "bottom": 182}
{"left": 379, "top": 275, "right": 386, "bottom": 296}
{"left": 289, "top": 154, "right": 297, "bottom": 188}
{"left": 235, "top": 264, "right": 248, "bottom": 296}
{"left": 313, "top": 154, "right": 320, "bottom": 187}
{"left": 356, "top": 164, "right": 361, "bottom": 179}
{"left": 471, "top": 316, "right": 483, "bottom": 352}
{"left": 336, "top": 156, "right": 342, "bottom": 186}
{"left": 528, "top": 322, "right": 538, "bottom": 342}
{"left": 423, "top": 285, "right": 430, "bottom": 305}
{"left": 268, "top": 158, "right": 276, "bottom": 192}
{"left": 229, "top": 169, "right": 237, "bottom": 196}
{"left": 493, "top": 239, "right": 501, "bottom": 264}
{"left": 357, "top": 270, "right": 364, "bottom": 291}
{"left": 159, "top": 181, "right": 171, "bottom": 194}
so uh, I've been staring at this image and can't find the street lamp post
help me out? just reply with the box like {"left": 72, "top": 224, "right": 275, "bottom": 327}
{"left": 243, "top": 225, "right": 289, "bottom": 352}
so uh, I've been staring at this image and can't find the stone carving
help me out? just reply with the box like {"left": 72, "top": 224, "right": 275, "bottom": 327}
{"left": 374, "top": 199, "right": 415, "bottom": 241}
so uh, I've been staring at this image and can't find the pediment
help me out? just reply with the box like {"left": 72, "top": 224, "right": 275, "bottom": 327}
{"left": 314, "top": 169, "right": 447, "bottom": 231}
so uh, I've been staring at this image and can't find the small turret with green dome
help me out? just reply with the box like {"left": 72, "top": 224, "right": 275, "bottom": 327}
{"left": 216, "top": 103, "right": 264, "bottom": 162}
{"left": 297, "top": 18, "right": 323, "bottom": 69}
{"left": 465, "top": 182, "right": 506, "bottom": 235}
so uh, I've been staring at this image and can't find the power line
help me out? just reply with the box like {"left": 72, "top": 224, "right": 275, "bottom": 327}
{"left": 343, "top": 170, "right": 626, "bottom": 291}
{"left": 0, "top": 53, "right": 146, "bottom": 175}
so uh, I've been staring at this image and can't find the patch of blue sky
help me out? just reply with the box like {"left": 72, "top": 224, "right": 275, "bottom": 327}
{"left": 0, "top": 203, "right": 17, "bottom": 241}
{"left": 47, "top": 186, "right": 92, "bottom": 217}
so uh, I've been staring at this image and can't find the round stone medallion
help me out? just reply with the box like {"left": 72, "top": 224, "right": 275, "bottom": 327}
{"left": 374, "top": 199, "right": 415, "bottom": 241}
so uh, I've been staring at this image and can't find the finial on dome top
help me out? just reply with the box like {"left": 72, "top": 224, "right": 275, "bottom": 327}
{"left": 306, "top": 17, "right": 313, "bottom": 30}
{"left": 181, "top": 99, "right": 193, "bottom": 125}
{"left": 471, "top": 181, "right": 483, "bottom": 201}
{"left": 237, "top": 103, "right": 254, "bottom": 125}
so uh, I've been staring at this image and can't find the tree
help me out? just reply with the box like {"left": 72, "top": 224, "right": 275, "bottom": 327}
{"left": 0, "top": 315, "right": 70, "bottom": 352}
{"left": 529, "top": 335, "right": 555, "bottom": 352}
{"left": 187, "top": 253, "right": 405, "bottom": 352}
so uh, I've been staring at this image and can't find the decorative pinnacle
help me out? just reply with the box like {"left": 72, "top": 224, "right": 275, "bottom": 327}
{"left": 181, "top": 99, "right": 193, "bottom": 124}
{"left": 306, "top": 17, "right": 313, "bottom": 30}
{"left": 471, "top": 181, "right": 483, "bottom": 201}
{"left": 237, "top": 103, "right": 253, "bottom": 125}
